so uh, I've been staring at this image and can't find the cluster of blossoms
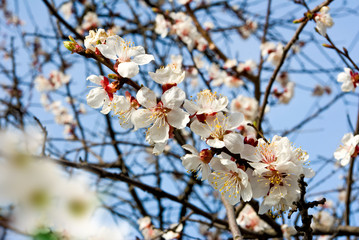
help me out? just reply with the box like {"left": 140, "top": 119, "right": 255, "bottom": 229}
{"left": 35, "top": 71, "right": 84, "bottom": 139}
{"left": 35, "top": 70, "right": 70, "bottom": 92}
{"left": 0, "top": 130, "right": 126, "bottom": 239}
{"left": 155, "top": 12, "right": 208, "bottom": 51}
{"left": 209, "top": 59, "right": 257, "bottom": 88}
{"left": 260, "top": 41, "right": 284, "bottom": 67}
{"left": 79, "top": 28, "right": 315, "bottom": 214}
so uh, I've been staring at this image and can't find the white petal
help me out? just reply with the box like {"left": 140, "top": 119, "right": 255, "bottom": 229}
{"left": 131, "top": 109, "right": 154, "bottom": 130}
{"left": 100, "top": 98, "right": 113, "bottom": 114}
{"left": 240, "top": 182, "right": 252, "bottom": 202}
{"left": 190, "top": 120, "right": 211, "bottom": 138}
{"left": 167, "top": 108, "right": 190, "bottom": 129}
{"left": 207, "top": 138, "right": 225, "bottom": 148}
{"left": 96, "top": 37, "right": 118, "bottom": 60}
{"left": 182, "top": 144, "right": 198, "bottom": 154}
{"left": 181, "top": 154, "right": 202, "bottom": 171}
{"left": 132, "top": 54, "right": 155, "bottom": 65}
{"left": 117, "top": 62, "right": 139, "bottom": 78}
{"left": 136, "top": 87, "right": 157, "bottom": 109}
{"left": 161, "top": 86, "right": 186, "bottom": 109}
{"left": 86, "top": 75, "right": 103, "bottom": 85}
{"left": 87, "top": 88, "right": 107, "bottom": 109}
{"left": 183, "top": 99, "right": 199, "bottom": 115}
{"left": 201, "top": 164, "right": 211, "bottom": 181}
{"left": 223, "top": 132, "right": 244, "bottom": 154}
{"left": 227, "top": 112, "right": 244, "bottom": 130}
{"left": 148, "top": 120, "right": 169, "bottom": 143}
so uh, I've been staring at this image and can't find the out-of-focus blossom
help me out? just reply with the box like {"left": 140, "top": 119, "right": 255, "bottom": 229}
{"left": 60, "top": 1, "right": 72, "bottom": 20}
{"left": 81, "top": 12, "right": 100, "bottom": 31}
{"left": 281, "top": 224, "right": 297, "bottom": 240}
{"left": 236, "top": 205, "right": 271, "bottom": 232}
{"left": 238, "top": 19, "right": 258, "bottom": 39}
{"left": 230, "top": 95, "right": 259, "bottom": 121}
{"left": 237, "top": 59, "right": 257, "bottom": 74}
{"left": 162, "top": 223, "right": 183, "bottom": 240}
{"left": 35, "top": 70, "right": 70, "bottom": 92}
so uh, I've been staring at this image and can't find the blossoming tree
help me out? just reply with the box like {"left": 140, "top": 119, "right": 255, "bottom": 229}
{"left": 0, "top": 0, "right": 358, "bottom": 239}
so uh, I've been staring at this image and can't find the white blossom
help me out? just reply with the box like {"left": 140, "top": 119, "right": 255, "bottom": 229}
{"left": 315, "top": 6, "right": 334, "bottom": 36}
{"left": 209, "top": 153, "right": 252, "bottom": 205}
{"left": 334, "top": 133, "right": 359, "bottom": 166}
{"left": 337, "top": 68, "right": 359, "bottom": 92}
{"left": 180, "top": 144, "right": 214, "bottom": 180}
{"left": 96, "top": 35, "right": 154, "bottom": 78}
{"left": 131, "top": 87, "right": 190, "bottom": 143}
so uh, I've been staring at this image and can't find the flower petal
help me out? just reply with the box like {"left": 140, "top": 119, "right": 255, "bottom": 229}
{"left": 117, "top": 62, "right": 139, "bottom": 78}
{"left": 148, "top": 120, "right": 169, "bottom": 143}
{"left": 226, "top": 112, "right": 244, "bottom": 130}
{"left": 132, "top": 54, "right": 155, "bottom": 65}
{"left": 223, "top": 132, "right": 244, "bottom": 154}
{"left": 183, "top": 99, "right": 199, "bottom": 115}
{"left": 161, "top": 86, "right": 186, "bottom": 109}
{"left": 190, "top": 120, "right": 211, "bottom": 138}
{"left": 87, "top": 87, "right": 107, "bottom": 109}
{"left": 136, "top": 87, "right": 157, "bottom": 109}
{"left": 167, "top": 108, "right": 190, "bottom": 129}
{"left": 131, "top": 109, "right": 154, "bottom": 130}
{"left": 86, "top": 75, "right": 103, "bottom": 85}
{"left": 182, "top": 144, "right": 198, "bottom": 154}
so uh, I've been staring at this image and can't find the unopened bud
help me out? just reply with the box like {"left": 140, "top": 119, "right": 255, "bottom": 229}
{"left": 108, "top": 74, "right": 120, "bottom": 80}
{"left": 293, "top": 17, "right": 305, "bottom": 24}
{"left": 63, "top": 41, "right": 76, "bottom": 52}
{"left": 322, "top": 43, "right": 334, "bottom": 49}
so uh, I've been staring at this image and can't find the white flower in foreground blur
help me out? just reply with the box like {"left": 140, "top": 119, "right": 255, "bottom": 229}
{"left": 337, "top": 68, "right": 359, "bottom": 92}
{"left": 230, "top": 95, "right": 259, "bottom": 121}
{"left": 334, "top": 133, "right": 359, "bottom": 166}
{"left": 209, "top": 153, "right": 252, "bottom": 205}
{"left": 190, "top": 112, "right": 245, "bottom": 153}
{"left": 96, "top": 35, "right": 154, "bottom": 78}
{"left": 315, "top": 6, "right": 333, "bottom": 36}
{"left": 113, "top": 91, "right": 139, "bottom": 129}
{"left": 149, "top": 64, "right": 185, "bottom": 87}
{"left": 248, "top": 135, "right": 314, "bottom": 214}
{"left": 180, "top": 144, "right": 215, "bottom": 180}
{"left": 35, "top": 70, "right": 70, "bottom": 92}
{"left": 86, "top": 75, "right": 119, "bottom": 114}
{"left": 84, "top": 28, "right": 114, "bottom": 51}
{"left": 236, "top": 205, "right": 270, "bottom": 232}
{"left": 184, "top": 89, "right": 228, "bottom": 117}
{"left": 131, "top": 87, "right": 189, "bottom": 143}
